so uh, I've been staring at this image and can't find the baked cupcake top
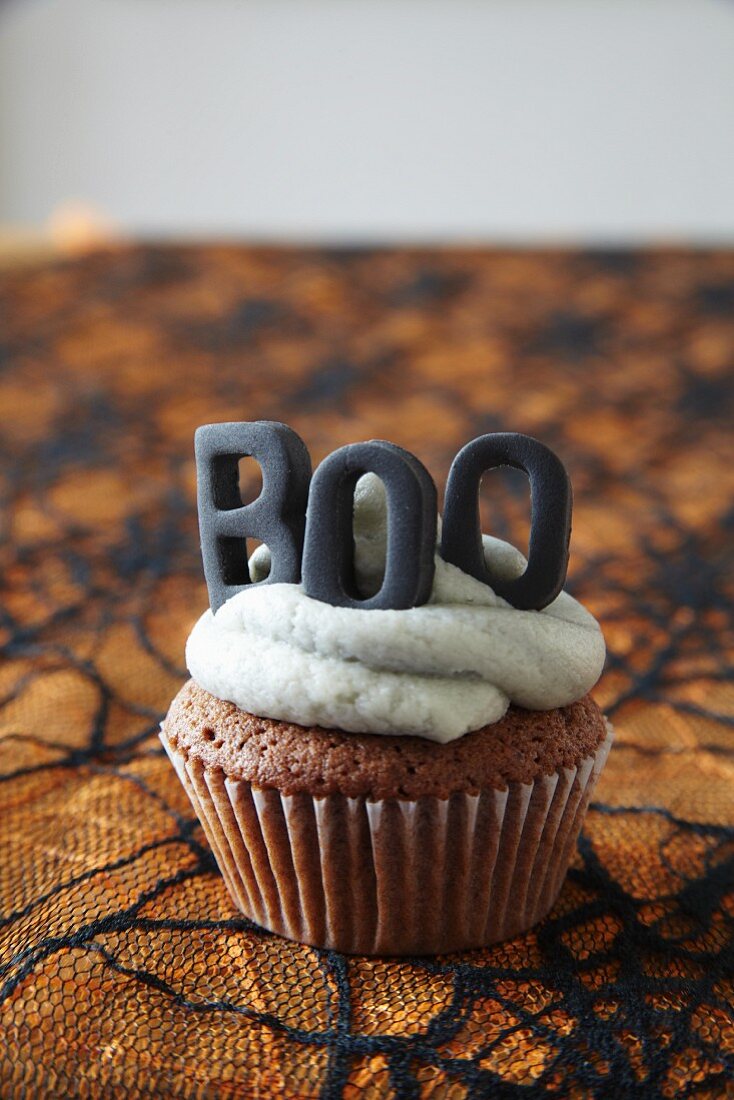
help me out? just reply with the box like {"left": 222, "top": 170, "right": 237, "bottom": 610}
{"left": 187, "top": 474, "right": 605, "bottom": 744}
{"left": 165, "top": 679, "right": 608, "bottom": 798}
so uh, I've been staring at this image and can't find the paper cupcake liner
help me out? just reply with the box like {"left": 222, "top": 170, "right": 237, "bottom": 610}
{"left": 161, "top": 724, "right": 613, "bottom": 955}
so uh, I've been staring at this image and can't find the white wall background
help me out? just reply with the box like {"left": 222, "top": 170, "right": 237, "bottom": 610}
{"left": 1, "top": 0, "right": 733, "bottom": 243}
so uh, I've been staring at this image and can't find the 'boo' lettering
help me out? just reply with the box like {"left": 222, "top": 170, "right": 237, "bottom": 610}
{"left": 195, "top": 421, "right": 572, "bottom": 614}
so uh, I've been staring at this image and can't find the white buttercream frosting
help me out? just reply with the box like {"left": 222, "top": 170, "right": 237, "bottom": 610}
{"left": 186, "top": 475, "right": 605, "bottom": 744}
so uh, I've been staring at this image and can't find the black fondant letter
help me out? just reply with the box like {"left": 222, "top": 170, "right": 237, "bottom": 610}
{"left": 302, "top": 441, "right": 436, "bottom": 610}
{"left": 195, "top": 421, "right": 312, "bottom": 613}
{"left": 440, "top": 433, "right": 572, "bottom": 610}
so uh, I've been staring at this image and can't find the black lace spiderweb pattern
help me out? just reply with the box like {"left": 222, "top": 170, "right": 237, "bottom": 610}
{"left": 0, "top": 246, "right": 732, "bottom": 1097}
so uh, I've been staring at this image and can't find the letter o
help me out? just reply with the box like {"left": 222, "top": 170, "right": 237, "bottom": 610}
{"left": 440, "top": 433, "right": 572, "bottom": 610}
{"left": 302, "top": 441, "right": 437, "bottom": 610}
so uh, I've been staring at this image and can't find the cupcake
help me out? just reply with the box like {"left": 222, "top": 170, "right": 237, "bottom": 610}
{"left": 161, "top": 428, "right": 610, "bottom": 955}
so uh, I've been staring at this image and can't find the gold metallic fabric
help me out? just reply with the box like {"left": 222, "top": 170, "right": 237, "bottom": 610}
{"left": 0, "top": 247, "right": 732, "bottom": 1097}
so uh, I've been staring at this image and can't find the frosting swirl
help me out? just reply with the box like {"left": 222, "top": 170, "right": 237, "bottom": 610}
{"left": 186, "top": 475, "right": 605, "bottom": 744}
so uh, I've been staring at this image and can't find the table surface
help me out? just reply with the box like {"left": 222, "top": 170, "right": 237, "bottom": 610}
{"left": 0, "top": 246, "right": 732, "bottom": 1099}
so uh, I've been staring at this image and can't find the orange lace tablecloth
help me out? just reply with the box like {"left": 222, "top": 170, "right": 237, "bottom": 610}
{"left": 0, "top": 247, "right": 732, "bottom": 1098}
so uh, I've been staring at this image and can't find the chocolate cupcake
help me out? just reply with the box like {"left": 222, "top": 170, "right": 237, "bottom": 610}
{"left": 161, "top": 453, "right": 610, "bottom": 956}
